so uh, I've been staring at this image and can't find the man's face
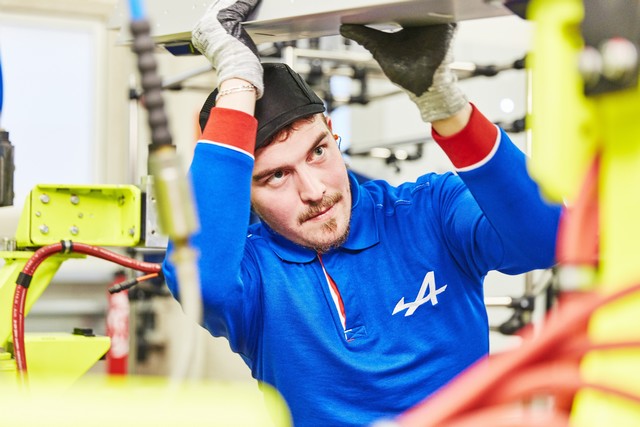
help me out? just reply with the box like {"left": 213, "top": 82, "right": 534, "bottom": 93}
{"left": 251, "top": 115, "right": 352, "bottom": 253}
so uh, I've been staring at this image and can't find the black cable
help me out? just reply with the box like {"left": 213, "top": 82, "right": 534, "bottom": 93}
{"left": 129, "top": 19, "right": 173, "bottom": 150}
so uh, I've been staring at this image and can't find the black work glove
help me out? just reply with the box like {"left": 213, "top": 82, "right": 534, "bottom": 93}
{"left": 340, "top": 24, "right": 467, "bottom": 122}
{"left": 192, "top": 0, "right": 264, "bottom": 98}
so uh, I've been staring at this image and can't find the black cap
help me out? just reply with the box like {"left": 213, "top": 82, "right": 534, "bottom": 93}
{"left": 199, "top": 63, "right": 326, "bottom": 150}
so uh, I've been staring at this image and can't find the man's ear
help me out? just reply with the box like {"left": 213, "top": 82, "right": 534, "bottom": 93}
{"left": 325, "top": 115, "right": 341, "bottom": 145}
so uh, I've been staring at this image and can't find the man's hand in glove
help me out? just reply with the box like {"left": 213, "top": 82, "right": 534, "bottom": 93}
{"left": 192, "top": 0, "right": 263, "bottom": 99}
{"left": 340, "top": 24, "right": 468, "bottom": 125}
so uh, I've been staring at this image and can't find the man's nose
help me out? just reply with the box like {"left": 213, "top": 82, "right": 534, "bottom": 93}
{"left": 297, "top": 167, "right": 326, "bottom": 203}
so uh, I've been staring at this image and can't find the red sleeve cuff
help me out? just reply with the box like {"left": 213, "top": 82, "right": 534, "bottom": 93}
{"left": 431, "top": 104, "right": 498, "bottom": 169}
{"left": 201, "top": 107, "right": 258, "bottom": 155}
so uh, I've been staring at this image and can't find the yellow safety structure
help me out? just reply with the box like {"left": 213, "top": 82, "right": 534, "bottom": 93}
{"left": 1, "top": 375, "right": 292, "bottom": 426}
{"left": 528, "top": 0, "right": 640, "bottom": 424}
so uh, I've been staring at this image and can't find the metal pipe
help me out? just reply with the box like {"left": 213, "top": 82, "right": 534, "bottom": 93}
{"left": 484, "top": 296, "right": 514, "bottom": 308}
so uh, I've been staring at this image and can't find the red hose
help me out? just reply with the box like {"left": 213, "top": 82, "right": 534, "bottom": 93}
{"left": 441, "top": 403, "right": 571, "bottom": 427}
{"left": 396, "top": 282, "right": 640, "bottom": 426}
{"left": 12, "top": 284, "right": 27, "bottom": 384}
{"left": 555, "top": 153, "right": 600, "bottom": 265}
{"left": 11, "top": 242, "right": 162, "bottom": 382}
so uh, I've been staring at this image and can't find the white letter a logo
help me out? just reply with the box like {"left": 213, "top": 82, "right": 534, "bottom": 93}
{"left": 392, "top": 271, "right": 447, "bottom": 317}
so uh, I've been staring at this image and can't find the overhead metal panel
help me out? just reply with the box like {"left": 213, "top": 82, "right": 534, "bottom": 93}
{"left": 110, "top": 0, "right": 512, "bottom": 46}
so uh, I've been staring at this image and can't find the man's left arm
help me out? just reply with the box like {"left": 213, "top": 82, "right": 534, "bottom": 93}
{"left": 433, "top": 104, "right": 561, "bottom": 272}
{"left": 341, "top": 23, "right": 561, "bottom": 272}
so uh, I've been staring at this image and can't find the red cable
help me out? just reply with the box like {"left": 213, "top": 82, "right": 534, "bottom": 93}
{"left": 555, "top": 153, "right": 600, "bottom": 265}
{"left": 396, "top": 282, "right": 640, "bottom": 427}
{"left": 12, "top": 242, "right": 65, "bottom": 383}
{"left": 12, "top": 284, "right": 28, "bottom": 384}
{"left": 11, "top": 242, "right": 162, "bottom": 381}
{"left": 440, "top": 403, "right": 571, "bottom": 427}
{"left": 444, "top": 362, "right": 640, "bottom": 427}
{"left": 414, "top": 340, "right": 640, "bottom": 426}
{"left": 553, "top": 336, "right": 640, "bottom": 362}
{"left": 480, "top": 361, "right": 582, "bottom": 408}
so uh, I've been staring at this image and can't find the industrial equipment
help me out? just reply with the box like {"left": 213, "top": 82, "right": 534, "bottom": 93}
{"left": 109, "top": 0, "right": 511, "bottom": 51}
{"left": 0, "top": 183, "right": 157, "bottom": 387}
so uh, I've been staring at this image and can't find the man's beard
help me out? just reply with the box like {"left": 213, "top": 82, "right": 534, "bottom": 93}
{"left": 298, "top": 192, "right": 350, "bottom": 253}
{"left": 313, "top": 220, "right": 350, "bottom": 254}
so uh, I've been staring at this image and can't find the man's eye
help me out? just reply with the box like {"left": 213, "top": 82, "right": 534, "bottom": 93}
{"left": 265, "top": 170, "right": 285, "bottom": 184}
{"left": 314, "top": 146, "right": 326, "bottom": 156}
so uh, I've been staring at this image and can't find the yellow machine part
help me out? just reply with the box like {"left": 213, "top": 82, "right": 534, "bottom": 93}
{"left": 1, "top": 375, "right": 292, "bottom": 426}
{"left": 526, "top": 0, "right": 598, "bottom": 205}
{"left": 571, "top": 71, "right": 640, "bottom": 427}
{"left": 528, "top": 0, "right": 640, "bottom": 424}
{"left": 15, "top": 184, "right": 142, "bottom": 248}
{"left": 21, "top": 333, "right": 110, "bottom": 388}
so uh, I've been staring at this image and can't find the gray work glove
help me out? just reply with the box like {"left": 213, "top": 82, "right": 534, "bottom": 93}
{"left": 192, "top": 0, "right": 264, "bottom": 98}
{"left": 340, "top": 24, "right": 467, "bottom": 123}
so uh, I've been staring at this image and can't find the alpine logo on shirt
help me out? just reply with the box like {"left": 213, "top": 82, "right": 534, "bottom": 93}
{"left": 392, "top": 271, "right": 447, "bottom": 316}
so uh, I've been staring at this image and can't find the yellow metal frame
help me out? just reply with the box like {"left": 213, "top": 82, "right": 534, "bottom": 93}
{"left": 15, "top": 184, "right": 142, "bottom": 248}
{"left": 0, "top": 333, "right": 111, "bottom": 388}
{"left": 528, "top": 0, "right": 640, "bottom": 424}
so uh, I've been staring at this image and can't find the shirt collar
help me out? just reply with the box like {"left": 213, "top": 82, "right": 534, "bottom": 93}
{"left": 258, "top": 171, "right": 380, "bottom": 263}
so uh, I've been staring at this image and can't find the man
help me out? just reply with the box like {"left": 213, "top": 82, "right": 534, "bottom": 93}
{"left": 163, "top": 1, "right": 561, "bottom": 426}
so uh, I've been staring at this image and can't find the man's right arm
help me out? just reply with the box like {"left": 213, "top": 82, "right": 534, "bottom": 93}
{"left": 163, "top": 0, "right": 262, "bottom": 351}
{"left": 163, "top": 106, "right": 259, "bottom": 349}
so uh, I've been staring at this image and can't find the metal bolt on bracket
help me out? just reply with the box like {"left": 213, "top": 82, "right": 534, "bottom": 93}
{"left": 1, "top": 237, "right": 17, "bottom": 251}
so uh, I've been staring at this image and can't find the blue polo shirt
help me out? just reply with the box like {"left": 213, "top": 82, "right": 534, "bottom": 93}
{"left": 163, "top": 110, "right": 560, "bottom": 427}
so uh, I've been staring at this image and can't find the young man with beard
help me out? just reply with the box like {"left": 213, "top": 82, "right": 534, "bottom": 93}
{"left": 162, "top": 1, "right": 561, "bottom": 426}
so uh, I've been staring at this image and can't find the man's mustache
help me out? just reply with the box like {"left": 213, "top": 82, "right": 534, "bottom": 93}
{"left": 298, "top": 192, "right": 343, "bottom": 224}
